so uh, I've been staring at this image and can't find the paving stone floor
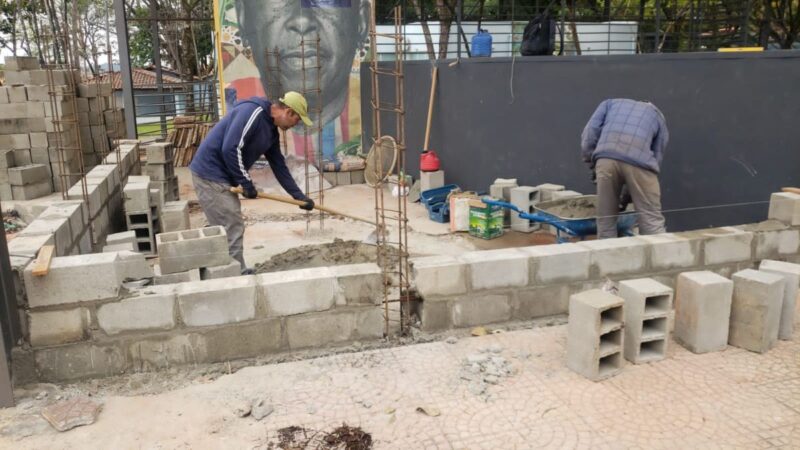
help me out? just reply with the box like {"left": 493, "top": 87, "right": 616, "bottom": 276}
{"left": 2, "top": 315, "right": 799, "bottom": 449}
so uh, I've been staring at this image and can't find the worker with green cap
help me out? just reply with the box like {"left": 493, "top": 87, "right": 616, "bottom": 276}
{"left": 190, "top": 91, "right": 315, "bottom": 274}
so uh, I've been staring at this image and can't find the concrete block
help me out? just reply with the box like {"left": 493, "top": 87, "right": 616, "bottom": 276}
{"left": 618, "top": 278, "right": 672, "bottom": 364}
{"left": 638, "top": 233, "right": 702, "bottom": 270}
{"left": 25, "top": 86, "right": 48, "bottom": 102}
{"left": 0, "top": 103, "right": 28, "bottom": 119}
{"left": 515, "top": 285, "right": 570, "bottom": 319}
{"left": 510, "top": 186, "right": 539, "bottom": 232}
{"left": 258, "top": 267, "right": 337, "bottom": 316}
{"left": 103, "top": 242, "right": 136, "bottom": 253}
{"left": 145, "top": 143, "right": 174, "bottom": 164}
{"left": 177, "top": 276, "right": 257, "bottom": 327}
{"left": 8, "top": 164, "right": 48, "bottom": 186}
{"left": 123, "top": 182, "right": 152, "bottom": 212}
{"left": 34, "top": 342, "right": 127, "bottom": 382}
{"left": 12, "top": 149, "right": 31, "bottom": 166}
{"left": 7, "top": 233, "right": 54, "bottom": 258}
{"left": 0, "top": 87, "right": 7, "bottom": 103}
{"left": 674, "top": 271, "right": 733, "bottom": 353}
{"left": 753, "top": 227, "right": 800, "bottom": 260}
{"left": 97, "top": 292, "right": 176, "bottom": 335}
{"left": 420, "top": 298, "right": 451, "bottom": 331}
{"left": 420, "top": 170, "right": 444, "bottom": 193}
{"left": 286, "top": 308, "right": 382, "bottom": 349}
{"left": 759, "top": 260, "right": 800, "bottom": 340}
{"left": 4, "top": 56, "right": 40, "bottom": 71}
{"left": 768, "top": 192, "right": 800, "bottom": 226}
{"left": 154, "top": 265, "right": 200, "bottom": 285}
{"left": 330, "top": 263, "right": 382, "bottom": 305}
{"left": 578, "top": 237, "right": 649, "bottom": 277}
{"left": 38, "top": 201, "right": 85, "bottom": 243}
{"left": 521, "top": 243, "right": 590, "bottom": 284}
{"left": 0, "top": 184, "right": 11, "bottom": 201}
{"left": 703, "top": 227, "right": 753, "bottom": 265}
{"left": 0, "top": 133, "right": 30, "bottom": 150}
{"left": 144, "top": 162, "right": 174, "bottom": 181}
{"left": 106, "top": 230, "right": 136, "bottom": 246}
{"left": 566, "top": 289, "right": 625, "bottom": 381}
{"left": 729, "top": 269, "right": 784, "bottom": 353}
{"left": 489, "top": 178, "right": 517, "bottom": 200}
{"left": 460, "top": 249, "right": 528, "bottom": 290}
{"left": 156, "top": 226, "right": 231, "bottom": 274}
{"left": 4, "top": 70, "right": 31, "bottom": 85}
{"left": 452, "top": 294, "right": 512, "bottom": 327}
{"left": 116, "top": 251, "right": 154, "bottom": 280}
{"left": 7, "top": 86, "right": 27, "bottom": 103}
{"left": 161, "top": 200, "right": 190, "bottom": 232}
{"left": 24, "top": 253, "right": 120, "bottom": 307}
{"left": 200, "top": 260, "right": 242, "bottom": 280}
{"left": 0, "top": 150, "right": 14, "bottom": 168}
{"left": 17, "top": 217, "right": 71, "bottom": 255}
{"left": 29, "top": 308, "right": 89, "bottom": 347}
{"left": 411, "top": 255, "right": 467, "bottom": 298}
{"left": 535, "top": 183, "right": 565, "bottom": 202}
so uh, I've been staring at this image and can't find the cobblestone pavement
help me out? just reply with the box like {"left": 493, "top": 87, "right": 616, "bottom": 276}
{"left": 2, "top": 317, "right": 799, "bottom": 449}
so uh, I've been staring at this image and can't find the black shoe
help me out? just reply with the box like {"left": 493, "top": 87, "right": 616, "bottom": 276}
{"left": 241, "top": 267, "right": 255, "bottom": 275}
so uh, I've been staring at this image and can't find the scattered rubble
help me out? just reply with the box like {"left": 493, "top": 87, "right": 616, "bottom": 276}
{"left": 459, "top": 346, "right": 515, "bottom": 399}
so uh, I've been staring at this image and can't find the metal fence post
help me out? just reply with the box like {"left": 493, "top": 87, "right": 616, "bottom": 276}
{"left": 113, "top": 0, "right": 138, "bottom": 138}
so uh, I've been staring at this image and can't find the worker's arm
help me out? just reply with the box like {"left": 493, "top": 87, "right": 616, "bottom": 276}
{"left": 219, "top": 103, "right": 263, "bottom": 192}
{"left": 264, "top": 142, "right": 305, "bottom": 201}
{"left": 581, "top": 100, "right": 609, "bottom": 163}
{"left": 651, "top": 110, "right": 669, "bottom": 166}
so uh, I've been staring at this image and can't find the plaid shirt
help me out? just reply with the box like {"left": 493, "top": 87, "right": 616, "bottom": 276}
{"left": 581, "top": 99, "right": 669, "bottom": 173}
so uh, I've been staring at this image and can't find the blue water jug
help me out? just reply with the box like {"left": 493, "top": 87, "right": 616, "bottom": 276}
{"left": 471, "top": 29, "right": 493, "bottom": 57}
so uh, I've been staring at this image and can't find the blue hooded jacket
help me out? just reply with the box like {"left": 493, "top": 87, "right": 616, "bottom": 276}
{"left": 190, "top": 97, "right": 304, "bottom": 200}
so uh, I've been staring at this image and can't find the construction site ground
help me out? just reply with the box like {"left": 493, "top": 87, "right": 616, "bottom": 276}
{"left": 0, "top": 309, "right": 798, "bottom": 449}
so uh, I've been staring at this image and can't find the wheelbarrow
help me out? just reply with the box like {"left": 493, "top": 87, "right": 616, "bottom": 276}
{"left": 481, "top": 195, "right": 637, "bottom": 243}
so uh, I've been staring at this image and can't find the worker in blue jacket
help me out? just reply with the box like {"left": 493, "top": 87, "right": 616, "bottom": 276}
{"left": 190, "top": 92, "right": 314, "bottom": 274}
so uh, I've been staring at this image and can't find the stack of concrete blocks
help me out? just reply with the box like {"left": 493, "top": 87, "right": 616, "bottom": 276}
{"left": 323, "top": 169, "right": 366, "bottom": 187}
{"left": 76, "top": 81, "right": 126, "bottom": 167}
{"left": 759, "top": 260, "right": 799, "bottom": 340}
{"left": 155, "top": 226, "right": 233, "bottom": 283}
{"left": 66, "top": 164, "right": 122, "bottom": 249}
{"left": 490, "top": 178, "right": 518, "bottom": 227}
{"left": 728, "top": 269, "right": 784, "bottom": 353}
{"left": 123, "top": 176, "right": 160, "bottom": 254}
{"left": 535, "top": 183, "right": 566, "bottom": 202}
{"left": 674, "top": 271, "right": 734, "bottom": 353}
{"left": 618, "top": 278, "right": 672, "bottom": 363}
{"left": 144, "top": 142, "right": 179, "bottom": 202}
{"left": 160, "top": 200, "right": 190, "bottom": 233}
{"left": 510, "top": 186, "right": 539, "bottom": 232}
{"left": 7, "top": 164, "right": 52, "bottom": 200}
{"left": 420, "top": 170, "right": 445, "bottom": 193}
{"left": 566, "top": 289, "right": 625, "bottom": 381}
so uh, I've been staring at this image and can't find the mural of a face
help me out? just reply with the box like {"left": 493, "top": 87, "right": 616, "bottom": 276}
{"left": 236, "top": 0, "right": 370, "bottom": 128}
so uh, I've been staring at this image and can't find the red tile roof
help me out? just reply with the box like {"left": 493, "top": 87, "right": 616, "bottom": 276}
{"left": 92, "top": 68, "right": 184, "bottom": 90}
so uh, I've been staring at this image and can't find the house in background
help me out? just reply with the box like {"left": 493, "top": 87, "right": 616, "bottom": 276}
{"left": 96, "top": 67, "right": 184, "bottom": 124}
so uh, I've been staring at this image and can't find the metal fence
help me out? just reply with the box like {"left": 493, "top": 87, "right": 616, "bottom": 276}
{"left": 374, "top": 0, "right": 791, "bottom": 59}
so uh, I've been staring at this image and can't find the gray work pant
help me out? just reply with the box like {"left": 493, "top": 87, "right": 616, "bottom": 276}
{"left": 191, "top": 172, "right": 245, "bottom": 270}
{"left": 595, "top": 158, "right": 666, "bottom": 239}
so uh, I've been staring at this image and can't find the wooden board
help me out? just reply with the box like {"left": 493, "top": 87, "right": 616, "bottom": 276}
{"left": 31, "top": 245, "right": 55, "bottom": 277}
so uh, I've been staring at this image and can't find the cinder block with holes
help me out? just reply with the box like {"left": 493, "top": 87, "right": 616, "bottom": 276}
{"left": 510, "top": 186, "right": 539, "bottom": 232}
{"left": 618, "top": 278, "right": 673, "bottom": 364}
{"left": 156, "top": 226, "right": 231, "bottom": 274}
{"left": 566, "top": 289, "right": 625, "bottom": 381}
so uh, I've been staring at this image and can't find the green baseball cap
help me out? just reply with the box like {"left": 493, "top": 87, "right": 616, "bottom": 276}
{"left": 279, "top": 91, "right": 313, "bottom": 127}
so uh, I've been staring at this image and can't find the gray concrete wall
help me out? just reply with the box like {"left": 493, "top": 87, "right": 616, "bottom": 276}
{"left": 361, "top": 51, "right": 800, "bottom": 231}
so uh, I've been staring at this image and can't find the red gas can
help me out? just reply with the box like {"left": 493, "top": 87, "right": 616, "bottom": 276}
{"left": 420, "top": 150, "right": 441, "bottom": 172}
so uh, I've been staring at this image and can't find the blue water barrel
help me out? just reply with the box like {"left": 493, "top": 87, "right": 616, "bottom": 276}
{"left": 471, "top": 29, "right": 493, "bottom": 57}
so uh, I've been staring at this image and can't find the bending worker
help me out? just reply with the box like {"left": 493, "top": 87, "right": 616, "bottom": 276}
{"left": 190, "top": 92, "right": 315, "bottom": 274}
{"left": 581, "top": 98, "right": 669, "bottom": 239}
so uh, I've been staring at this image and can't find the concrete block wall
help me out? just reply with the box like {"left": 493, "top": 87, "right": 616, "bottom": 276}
{"left": 414, "top": 194, "right": 800, "bottom": 333}
{"left": 20, "top": 263, "right": 385, "bottom": 382}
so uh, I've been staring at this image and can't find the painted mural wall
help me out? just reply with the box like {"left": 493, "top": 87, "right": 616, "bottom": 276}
{"left": 216, "top": 0, "right": 370, "bottom": 165}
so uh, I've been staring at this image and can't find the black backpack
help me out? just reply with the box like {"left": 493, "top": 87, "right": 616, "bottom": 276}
{"left": 520, "top": 1, "right": 563, "bottom": 56}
